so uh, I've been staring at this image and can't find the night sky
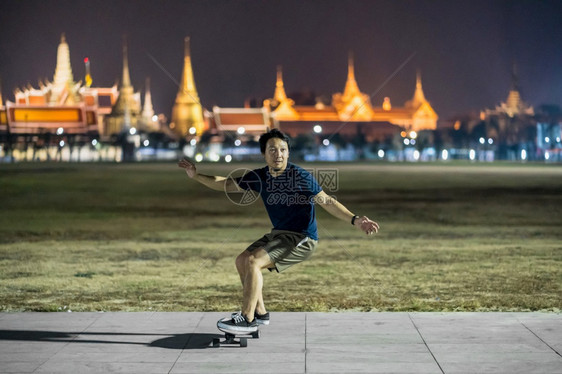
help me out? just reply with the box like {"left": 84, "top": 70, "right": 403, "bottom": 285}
{"left": 1, "top": 0, "right": 561, "bottom": 123}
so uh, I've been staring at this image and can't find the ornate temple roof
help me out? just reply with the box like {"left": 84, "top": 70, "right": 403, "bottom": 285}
{"left": 212, "top": 106, "right": 271, "bottom": 135}
{"left": 405, "top": 71, "right": 428, "bottom": 109}
{"left": 332, "top": 52, "right": 375, "bottom": 121}
{"left": 341, "top": 52, "right": 362, "bottom": 101}
{"left": 485, "top": 64, "right": 534, "bottom": 118}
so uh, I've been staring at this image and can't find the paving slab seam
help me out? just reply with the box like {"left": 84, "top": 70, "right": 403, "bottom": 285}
{"left": 304, "top": 313, "right": 308, "bottom": 374}
{"left": 517, "top": 318, "right": 562, "bottom": 359}
{"left": 32, "top": 312, "right": 106, "bottom": 374}
{"left": 408, "top": 313, "right": 445, "bottom": 374}
{"left": 167, "top": 312, "right": 205, "bottom": 374}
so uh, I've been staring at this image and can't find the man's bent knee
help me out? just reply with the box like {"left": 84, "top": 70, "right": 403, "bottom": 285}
{"left": 236, "top": 251, "right": 249, "bottom": 270}
{"left": 248, "top": 249, "right": 273, "bottom": 270}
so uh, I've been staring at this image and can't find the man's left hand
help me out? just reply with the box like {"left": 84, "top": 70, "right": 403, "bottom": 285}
{"left": 355, "top": 216, "right": 379, "bottom": 236}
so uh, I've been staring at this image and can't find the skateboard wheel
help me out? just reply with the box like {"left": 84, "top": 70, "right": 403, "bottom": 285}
{"left": 212, "top": 338, "right": 220, "bottom": 347}
{"left": 240, "top": 337, "right": 248, "bottom": 347}
{"left": 252, "top": 330, "right": 260, "bottom": 339}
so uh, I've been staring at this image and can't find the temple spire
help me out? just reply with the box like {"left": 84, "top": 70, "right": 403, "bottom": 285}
{"left": 180, "top": 37, "right": 197, "bottom": 94}
{"left": 332, "top": 51, "right": 374, "bottom": 121}
{"left": 510, "top": 62, "right": 519, "bottom": 92}
{"left": 103, "top": 34, "right": 141, "bottom": 135}
{"left": 273, "top": 65, "right": 288, "bottom": 103}
{"left": 506, "top": 62, "right": 523, "bottom": 113}
{"left": 342, "top": 51, "right": 361, "bottom": 100}
{"left": 142, "top": 77, "right": 155, "bottom": 121}
{"left": 406, "top": 70, "right": 427, "bottom": 109}
{"left": 348, "top": 51, "right": 355, "bottom": 80}
{"left": 414, "top": 70, "right": 427, "bottom": 103}
{"left": 51, "top": 33, "right": 75, "bottom": 104}
{"left": 170, "top": 36, "right": 205, "bottom": 137}
{"left": 121, "top": 35, "right": 131, "bottom": 88}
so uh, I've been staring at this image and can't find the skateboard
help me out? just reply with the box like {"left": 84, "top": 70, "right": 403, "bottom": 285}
{"left": 213, "top": 320, "right": 260, "bottom": 347}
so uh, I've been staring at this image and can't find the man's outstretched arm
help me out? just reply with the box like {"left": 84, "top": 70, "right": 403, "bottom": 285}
{"left": 177, "top": 158, "right": 240, "bottom": 192}
{"left": 314, "top": 190, "right": 379, "bottom": 235}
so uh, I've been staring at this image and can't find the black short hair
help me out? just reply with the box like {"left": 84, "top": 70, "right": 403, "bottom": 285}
{"left": 259, "top": 129, "right": 290, "bottom": 154}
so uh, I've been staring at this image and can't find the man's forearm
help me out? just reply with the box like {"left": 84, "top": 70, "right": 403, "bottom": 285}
{"left": 192, "top": 173, "right": 228, "bottom": 191}
{"left": 318, "top": 194, "right": 355, "bottom": 223}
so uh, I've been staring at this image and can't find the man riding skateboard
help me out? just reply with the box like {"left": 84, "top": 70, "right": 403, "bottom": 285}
{"left": 178, "top": 129, "right": 379, "bottom": 333}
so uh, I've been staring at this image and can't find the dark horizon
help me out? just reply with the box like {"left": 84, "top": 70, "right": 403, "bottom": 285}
{"left": 1, "top": 0, "right": 561, "bottom": 123}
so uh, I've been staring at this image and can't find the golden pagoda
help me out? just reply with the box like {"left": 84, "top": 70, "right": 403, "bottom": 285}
{"left": 402, "top": 71, "right": 438, "bottom": 131}
{"left": 104, "top": 36, "right": 142, "bottom": 135}
{"left": 170, "top": 37, "right": 205, "bottom": 137}
{"left": 266, "top": 66, "right": 298, "bottom": 120}
{"left": 332, "top": 52, "right": 375, "bottom": 121}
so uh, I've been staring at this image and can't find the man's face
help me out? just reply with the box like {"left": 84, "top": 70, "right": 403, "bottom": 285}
{"left": 264, "top": 137, "right": 289, "bottom": 171}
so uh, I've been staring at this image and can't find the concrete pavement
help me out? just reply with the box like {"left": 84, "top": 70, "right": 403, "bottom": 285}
{"left": 0, "top": 312, "right": 560, "bottom": 373}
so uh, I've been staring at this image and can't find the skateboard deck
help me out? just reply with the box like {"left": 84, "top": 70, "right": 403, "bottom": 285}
{"left": 214, "top": 320, "right": 260, "bottom": 347}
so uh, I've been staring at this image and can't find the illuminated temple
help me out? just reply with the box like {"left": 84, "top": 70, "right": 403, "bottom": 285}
{"left": 5, "top": 34, "right": 114, "bottom": 136}
{"left": 211, "top": 53, "right": 438, "bottom": 142}
{"left": 271, "top": 54, "right": 438, "bottom": 135}
{"left": 1, "top": 34, "right": 158, "bottom": 140}
{"left": 0, "top": 34, "right": 439, "bottom": 160}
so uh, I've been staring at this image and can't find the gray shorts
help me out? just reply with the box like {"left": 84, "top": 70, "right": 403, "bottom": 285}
{"left": 246, "top": 230, "right": 318, "bottom": 273}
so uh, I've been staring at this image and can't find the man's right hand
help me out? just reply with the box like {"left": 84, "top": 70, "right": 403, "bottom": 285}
{"left": 178, "top": 158, "right": 197, "bottom": 178}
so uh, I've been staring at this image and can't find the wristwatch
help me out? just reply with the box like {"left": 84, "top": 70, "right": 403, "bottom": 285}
{"left": 351, "top": 215, "right": 359, "bottom": 225}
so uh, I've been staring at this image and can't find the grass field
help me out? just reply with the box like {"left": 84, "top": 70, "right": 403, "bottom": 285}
{"left": 0, "top": 162, "right": 561, "bottom": 312}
